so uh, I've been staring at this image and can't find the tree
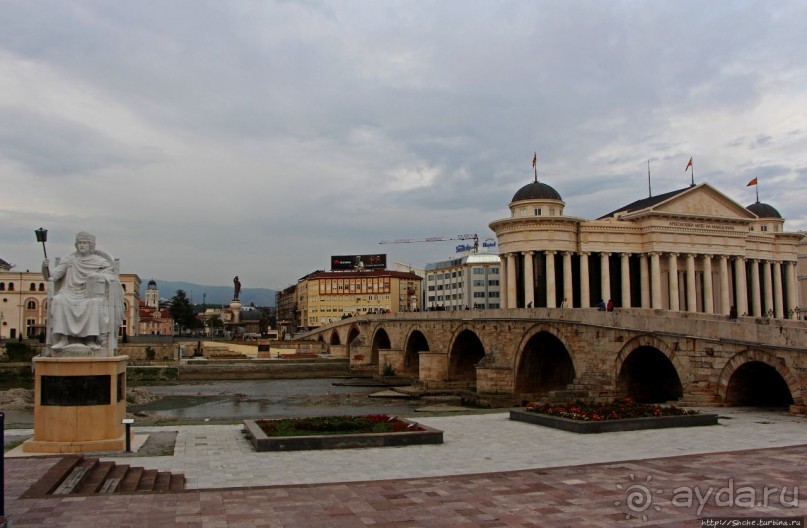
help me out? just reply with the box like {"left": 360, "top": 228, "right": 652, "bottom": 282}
{"left": 169, "top": 290, "right": 199, "bottom": 333}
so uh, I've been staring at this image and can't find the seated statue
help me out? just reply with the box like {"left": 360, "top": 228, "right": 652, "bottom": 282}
{"left": 43, "top": 232, "right": 125, "bottom": 357}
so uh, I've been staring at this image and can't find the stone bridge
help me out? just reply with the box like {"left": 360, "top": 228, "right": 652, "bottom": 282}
{"left": 298, "top": 309, "right": 807, "bottom": 412}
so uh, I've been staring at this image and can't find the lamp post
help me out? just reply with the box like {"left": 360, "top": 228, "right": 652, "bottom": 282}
{"left": 0, "top": 313, "right": 4, "bottom": 343}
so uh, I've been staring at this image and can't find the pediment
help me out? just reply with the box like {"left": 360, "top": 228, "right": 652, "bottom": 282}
{"left": 637, "top": 184, "right": 755, "bottom": 220}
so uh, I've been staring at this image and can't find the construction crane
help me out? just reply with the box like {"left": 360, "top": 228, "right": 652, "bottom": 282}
{"left": 379, "top": 234, "right": 479, "bottom": 253}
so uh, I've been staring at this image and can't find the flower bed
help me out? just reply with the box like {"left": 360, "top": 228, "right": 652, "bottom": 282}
{"left": 510, "top": 398, "right": 718, "bottom": 434}
{"left": 244, "top": 414, "right": 444, "bottom": 451}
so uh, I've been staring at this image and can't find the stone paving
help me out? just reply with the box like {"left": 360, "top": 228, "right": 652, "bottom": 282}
{"left": 4, "top": 407, "right": 807, "bottom": 526}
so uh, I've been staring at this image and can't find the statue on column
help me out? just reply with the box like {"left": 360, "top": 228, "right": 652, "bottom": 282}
{"left": 43, "top": 232, "right": 125, "bottom": 357}
{"left": 233, "top": 276, "right": 241, "bottom": 300}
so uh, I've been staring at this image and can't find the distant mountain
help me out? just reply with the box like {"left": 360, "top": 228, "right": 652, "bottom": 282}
{"left": 140, "top": 280, "right": 276, "bottom": 307}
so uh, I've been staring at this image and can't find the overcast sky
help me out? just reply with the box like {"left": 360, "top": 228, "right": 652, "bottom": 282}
{"left": 2, "top": 0, "right": 806, "bottom": 291}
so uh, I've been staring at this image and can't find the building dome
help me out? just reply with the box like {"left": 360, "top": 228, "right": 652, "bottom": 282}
{"left": 147, "top": 279, "right": 158, "bottom": 289}
{"left": 747, "top": 202, "right": 782, "bottom": 219}
{"left": 512, "top": 181, "right": 562, "bottom": 202}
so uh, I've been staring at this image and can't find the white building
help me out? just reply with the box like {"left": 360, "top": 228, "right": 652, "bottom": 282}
{"left": 425, "top": 253, "right": 501, "bottom": 310}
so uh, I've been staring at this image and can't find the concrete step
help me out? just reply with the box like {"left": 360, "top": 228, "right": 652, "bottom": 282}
{"left": 119, "top": 467, "right": 144, "bottom": 493}
{"left": 21, "top": 455, "right": 187, "bottom": 498}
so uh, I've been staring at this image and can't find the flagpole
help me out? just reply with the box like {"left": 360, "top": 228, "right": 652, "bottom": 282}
{"left": 647, "top": 160, "right": 652, "bottom": 197}
{"left": 690, "top": 160, "right": 694, "bottom": 187}
{"left": 756, "top": 180, "right": 759, "bottom": 203}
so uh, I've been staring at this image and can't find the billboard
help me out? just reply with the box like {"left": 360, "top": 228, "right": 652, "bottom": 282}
{"left": 331, "top": 254, "right": 387, "bottom": 271}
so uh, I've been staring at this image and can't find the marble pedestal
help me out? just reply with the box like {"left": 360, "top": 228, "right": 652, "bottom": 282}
{"left": 23, "top": 355, "right": 129, "bottom": 454}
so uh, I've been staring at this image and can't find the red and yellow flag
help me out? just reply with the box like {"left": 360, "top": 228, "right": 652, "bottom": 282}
{"left": 532, "top": 152, "right": 537, "bottom": 168}
{"left": 747, "top": 177, "right": 758, "bottom": 187}
{"left": 685, "top": 157, "right": 693, "bottom": 171}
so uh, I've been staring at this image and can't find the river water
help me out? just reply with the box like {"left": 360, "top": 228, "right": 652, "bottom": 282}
{"left": 133, "top": 378, "right": 421, "bottom": 420}
{"left": 2, "top": 378, "right": 421, "bottom": 426}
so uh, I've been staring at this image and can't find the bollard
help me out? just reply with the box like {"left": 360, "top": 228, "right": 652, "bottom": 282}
{"left": 122, "top": 418, "right": 134, "bottom": 452}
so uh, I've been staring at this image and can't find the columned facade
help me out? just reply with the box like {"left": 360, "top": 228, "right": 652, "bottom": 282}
{"left": 490, "top": 181, "right": 802, "bottom": 319}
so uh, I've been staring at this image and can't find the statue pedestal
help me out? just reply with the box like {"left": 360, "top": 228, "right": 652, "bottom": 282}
{"left": 230, "top": 299, "right": 242, "bottom": 324}
{"left": 23, "top": 355, "right": 129, "bottom": 454}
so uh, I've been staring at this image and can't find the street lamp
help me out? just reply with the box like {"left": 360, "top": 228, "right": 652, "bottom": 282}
{"left": 0, "top": 312, "right": 4, "bottom": 342}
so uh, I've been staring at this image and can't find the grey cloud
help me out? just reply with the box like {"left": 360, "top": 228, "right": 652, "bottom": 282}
{"left": 0, "top": 108, "right": 164, "bottom": 175}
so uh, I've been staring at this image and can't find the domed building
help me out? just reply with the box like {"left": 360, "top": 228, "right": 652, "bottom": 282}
{"left": 489, "top": 179, "right": 803, "bottom": 319}
{"left": 145, "top": 278, "right": 159, "bottom": 309}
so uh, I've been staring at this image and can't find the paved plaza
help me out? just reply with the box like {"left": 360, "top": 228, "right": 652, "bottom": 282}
{"left": 4, "top": 407, "right": 807, "bottom": 526}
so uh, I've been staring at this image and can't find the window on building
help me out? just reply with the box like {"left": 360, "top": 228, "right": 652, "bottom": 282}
{"left": 26, "top": 300, "right": 36, "bottom": 310}
{"left": 8, "top": 283, "right": 13, "bottom": 291}
{"left": 38, "top": 283, "right": 45, "bottom": 291}
{"left": 473, "top": 280, "right": 485, "bottom": 286}
{"left": 488, "top": 292, "right": 500, "bottom": 298}
{"left": 490, "top": 268, "right": 499, "bottom": 274}
{"left": 29, "top": 283, "right": 36, "bottom": 291}
{"left": 473, "top": 268, "right": 485, "bottom": 275}
{"left": 488, "top": 280, "right": 499, "bottom": 286}
{"left": 760, "top": 225, "right": 768, "bottom": 232}
{"left": 473, "top": 292, "right": 486, "bottom": 298}
{"left": 521, "top": 208, "right": 527, "bottom": 216}
{"left": 0, "top": 283, "right": 4, "bottom": 291}
{"left": 535, "top": 208, "right": 541, "bottom": 216}
{"left": 774, "top": 225, "right": 780, "bottom": 232}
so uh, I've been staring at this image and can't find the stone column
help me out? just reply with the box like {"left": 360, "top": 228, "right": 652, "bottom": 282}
{"left": 580, "top": 252, "right": 590, "bottom": 308}
{"left": 499, "top": 254, "right": 508, "bottom": 309}
{"left": 563, "top": 252, "right": 573, "bottom": 308}
{"left": 600, "top": 252, "right": 611, "bottom": 305}
{"left": 523, "top": 251, "right": 535, "bottom": 308}
{"left": 686, "top": 254, "right": 696, "bottom": 312}
{"left": 640, "top": 254, "right": 650, "bottom": 308}
{"left": 650, "top": 252, "right": 662, "bottom": 309}
{"left": 507, "top": 253, "right": 517, "bottom": 309}
{"left": 773, "top": 261, "right": 784, "bottom": 319}
{"left": 719, "top": 255, "right": 730, "bottom": 315}
{"left": 750, "top": 259, "right": 761, "bottom": 317}
{"left": 621, "top": 253, "right": 631, "bottom": 308}
{"left": 545, "top": 251, "right": 556, "bottom": 308}
{"left": 762, "top": 260, "right": 773, "bottom": 317}
{"left": 668, "top": 253, "right": 680, "bottom": 311}
{"left": 785, "top": 261, "right": 798, "bottom": 319}
{"left": 734, "top": 257, "right": 748, "bottom": 316}
{"left": 702, "top": 255, "right": 714, "bottom": 314}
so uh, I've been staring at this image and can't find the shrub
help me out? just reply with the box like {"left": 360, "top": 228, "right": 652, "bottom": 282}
{"left": 382, "top": 363, "right": 396, "bottom": 376}
{"left": 145, "top": 347, "right": 156, "bottom": 360}
{"left": 5, "top": 342, "right": 36, "bottom": 362}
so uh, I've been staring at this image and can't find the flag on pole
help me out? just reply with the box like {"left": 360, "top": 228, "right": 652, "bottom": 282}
{"left": 747, "top": 177, "right": 758, "bottom": 187}
{"left": 685, "top": 157, "right": 693, "bottom": 171}
{"left": 532, "top": 152, "right": 537, "bottom": 168}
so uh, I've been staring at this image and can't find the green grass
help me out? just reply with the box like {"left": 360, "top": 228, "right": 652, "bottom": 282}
{"left": 256, "top": 414, "right": 421, "bottom": 437}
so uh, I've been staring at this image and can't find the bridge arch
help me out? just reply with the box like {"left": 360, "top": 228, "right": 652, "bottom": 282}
{"left": 329, "top": 329, "right": 341, "bottom": 346}
{"left": 447, "top": 325, "right": 486, "bottom": 388}
{"left": 615, "top": 335, "right": 685, "bottom": 403}
{"left": 346, "top": 324, "right": 362, "bottom": 357}
{"left": 370, "top": 327, "right": 392, "bottom": 365}
{"left": 403, "top": 327, "right": 430, "bottom": 377}
{"left": 513, "top": 324, "right": 577, "bottom": 400}
{"left": 717, "top": 350, "right": 799, "bottom": 407}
